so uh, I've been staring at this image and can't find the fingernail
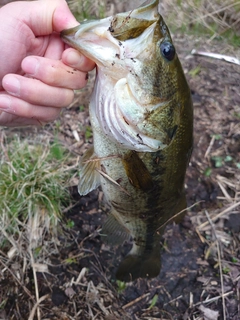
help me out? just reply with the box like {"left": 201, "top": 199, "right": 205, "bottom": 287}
{"left": 22, "top": 57, "right": 39, "bottom": 76}
{"left": 3, "top": 77, "right": 20, "bottom": 97}
{"left": 0, "top": 96, "right": 11, "bottom": 110}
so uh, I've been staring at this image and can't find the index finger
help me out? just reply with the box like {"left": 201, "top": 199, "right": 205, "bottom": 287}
{"left": 21, "top": 56, "right": 90, "bottom": 89}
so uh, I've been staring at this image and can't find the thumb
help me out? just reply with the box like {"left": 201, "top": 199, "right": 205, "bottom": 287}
{"left": 25, "top": 0, "right": 79, "bottom": 35}
{"left": 52, "top": 0, "right": 80, "bottom": 32}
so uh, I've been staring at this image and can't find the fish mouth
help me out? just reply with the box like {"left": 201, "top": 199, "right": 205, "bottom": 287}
{"left": 60, "top": 0, "right": 160, "bottom": 66}
{"left": 61, "top": 0, "right": 172, "bottom": 152}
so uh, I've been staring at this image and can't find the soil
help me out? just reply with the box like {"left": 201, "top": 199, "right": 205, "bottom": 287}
{"left": 0, "top": 1, "right": 240, "bottom": 320}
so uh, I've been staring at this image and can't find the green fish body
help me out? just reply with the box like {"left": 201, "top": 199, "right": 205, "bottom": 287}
{"left": 61, "top": 0, "right": 193, "bottom": 281}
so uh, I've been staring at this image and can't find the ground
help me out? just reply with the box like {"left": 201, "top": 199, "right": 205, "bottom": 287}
{"left": 0, "top": 1, "right": 240, "bottom": 320}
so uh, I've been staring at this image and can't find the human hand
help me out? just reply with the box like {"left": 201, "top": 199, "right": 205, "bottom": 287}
{"left": 0, "top": 0, "right": 95, "bottom": 126}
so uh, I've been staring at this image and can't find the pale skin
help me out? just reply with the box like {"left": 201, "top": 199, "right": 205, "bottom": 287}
{"left": 0, "top": 0, "right": 95, "bottom": 126}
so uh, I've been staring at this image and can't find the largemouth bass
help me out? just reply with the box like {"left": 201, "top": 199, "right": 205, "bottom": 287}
{"left": 61, "top": 0, "right": 193, "bottom": 282}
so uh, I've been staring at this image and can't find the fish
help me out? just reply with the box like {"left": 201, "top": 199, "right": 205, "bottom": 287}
{"left": 61, "top": 0, "right": 193, "bottom": 282}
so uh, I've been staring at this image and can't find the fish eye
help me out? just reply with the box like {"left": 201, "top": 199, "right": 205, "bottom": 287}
{"left": 160, "top": 41, "right": 175, "bottom": 61}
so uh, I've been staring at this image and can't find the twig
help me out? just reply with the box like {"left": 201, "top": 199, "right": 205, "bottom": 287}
{"left": 190, "top": 2, "right": 240, "bottom": 24}
{"left": 75, "top": 267, "right": 88, "bottom": 284}
{"left": 195, "top": 227, "right": 207, "bottom": 243}
{"left": 96, "top": 168, "right": 131, "bottom": 196}
{"left": 204, "top": 210, "right": 226, "bottom": 320}
{"left": 0, "top": 259, "right": 33, "bottom": 299}
{"left": 163, "top": 295, "right": 183, "bottom": 307}
{"left": 198, "top": 201, "right": 240, "bottom": 230}
{"left": 83, "top": 154, "right": 120, "bottom": 164}
{"left": 217, "top": 181, "right": 232, "bottom": 200}
{"left": 62, "top": 199, "right": 82, "bottom": 213}
{"left": 204, "top": 135, "right": 215, "bottom": 158}
{"left": 216, "top": 174, "right": 237, "bottom": 190}
{"left": 193, "top": 290, "right": 233, "bottom": 307}
{"left": 29, "top": 250, "right": 41, "bottom": 320}
{"left": 157, "top": 201, "right": 204, "bottom": 232}
{"left": 28, "top": 294, "right": 49, "bottom": 320}
{"left": 122, "top": 292, "right": 151, "bottom": 309}
{"left": 191, "top": 49, "right": 240, "bottom": 66}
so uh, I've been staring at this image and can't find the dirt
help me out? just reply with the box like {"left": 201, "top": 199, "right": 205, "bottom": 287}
{"left": 0, "top": 1, "right": 240, "bottom": 320}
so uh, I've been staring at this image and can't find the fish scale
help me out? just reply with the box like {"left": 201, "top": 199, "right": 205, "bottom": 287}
{"left": 61, "top": 0, "right": 193, "bottom": 282}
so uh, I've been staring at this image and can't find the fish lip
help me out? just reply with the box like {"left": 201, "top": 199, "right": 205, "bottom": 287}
{"left": 61, "top": 0, "right": 159, "bottom": 36}
{"left": 61, "top": 18, "right": 110, "bottom": 39}
{"left": 61, "top": 17, "right": 118, "bottom": 66}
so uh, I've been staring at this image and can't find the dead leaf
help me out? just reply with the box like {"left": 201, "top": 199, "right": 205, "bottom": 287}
{"left": 199, "top": 305, "right": 219, "bottom": 320}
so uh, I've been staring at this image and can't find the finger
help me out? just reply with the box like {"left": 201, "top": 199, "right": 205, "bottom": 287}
{"left": 52, "top": 0, "right": 80, "bottom": 31}
{"left": 2, "top": 75, "right": 74, "bottom": 107}
{"left": 0, "top": 111, "right": 45, "bottom": 127}
{"left": 44, "top": 33, "right": 64, "bottom": 60}
{"left": 0, "top": 94, "right": 61, "bottom": 123}
{"left": 62, "top": 48, "right": 95, "bottom": 72}
{"left": 21, "top": 57, "right": 89, "bottom": 89}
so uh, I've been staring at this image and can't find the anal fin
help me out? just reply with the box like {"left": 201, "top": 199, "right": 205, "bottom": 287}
{"left": 101, "top": 214, "right": 130, "bottom": 245}
{"left": 78, "top": 147, "right": 101, "bottom": 196}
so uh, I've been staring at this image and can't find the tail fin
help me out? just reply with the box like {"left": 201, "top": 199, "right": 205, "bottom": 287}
{"left": 116, "top": 242, "right": 161, "bottom": 282}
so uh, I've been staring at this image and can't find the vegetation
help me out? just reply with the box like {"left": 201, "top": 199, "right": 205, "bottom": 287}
{"left": 161, "top": 0, "right": 240, "bottom": 46}
{"left": 68, "top": 0, "right": 106, "bottom": 21}
{"left": 0, "top": 134, "right": 75, "bottom": 249}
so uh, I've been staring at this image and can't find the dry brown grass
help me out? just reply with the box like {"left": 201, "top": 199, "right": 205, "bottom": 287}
{"left": 160, "top": 0, "right": 240, "bottom": 45}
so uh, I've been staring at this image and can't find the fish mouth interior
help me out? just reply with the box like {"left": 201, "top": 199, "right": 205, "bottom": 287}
{"left": 61, "top": 0, "right": 159, "bottom": 42}
{"left": 60, "top": 0, "right": 159, "bottom": 65}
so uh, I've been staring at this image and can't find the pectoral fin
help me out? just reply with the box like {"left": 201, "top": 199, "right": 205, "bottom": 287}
{"left": 78, "top": 147, "right": 101, "bottom": 196}
{"left": 122, "top": 151, "right": 154, "bottom": 191}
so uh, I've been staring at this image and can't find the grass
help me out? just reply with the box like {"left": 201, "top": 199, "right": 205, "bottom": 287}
{"left": 68, "top": 0, "right": 107, "bottom": 21}
{"left": 0, "top": 131, "right": 79, "bottom": 319}
{"left": 161, "top": 0, "right": 240, "bottom": 46}
{"left": 0, "top": 133, "right": 76, "bottom": 249}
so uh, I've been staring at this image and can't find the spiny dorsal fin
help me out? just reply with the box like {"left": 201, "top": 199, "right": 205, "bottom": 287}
{"left": 78, "top": 147, "right": 101, "bottom": 196}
